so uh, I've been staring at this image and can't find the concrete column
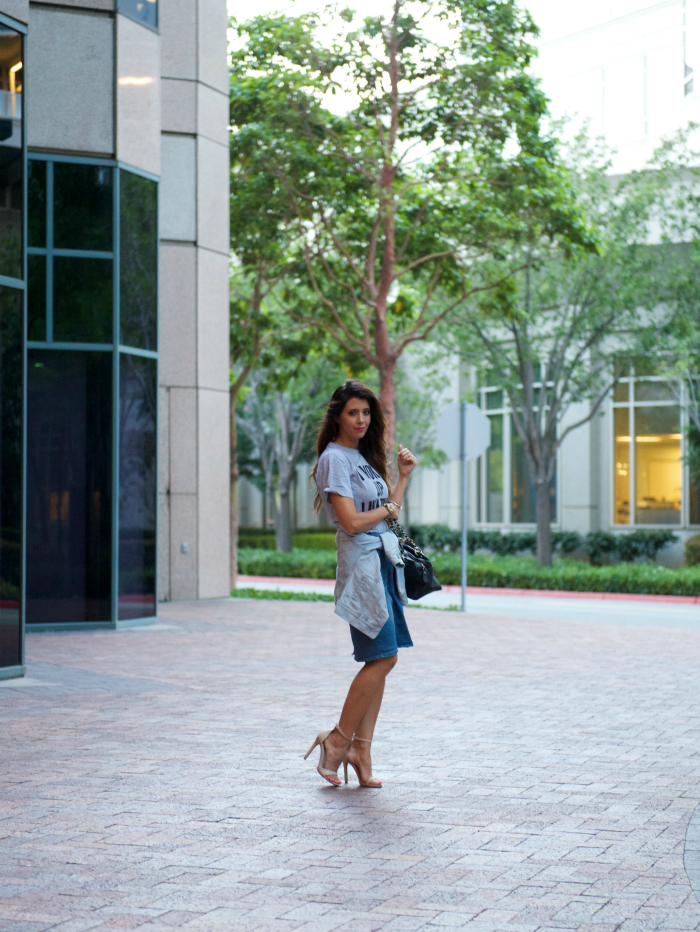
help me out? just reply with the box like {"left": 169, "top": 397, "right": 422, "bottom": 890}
{"left": 158, "top": 0, "right": 230, "bottom": 601}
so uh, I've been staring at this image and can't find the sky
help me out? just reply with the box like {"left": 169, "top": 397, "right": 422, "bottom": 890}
{"left": 228, "top": 0, "right": 700, "bottom": 173}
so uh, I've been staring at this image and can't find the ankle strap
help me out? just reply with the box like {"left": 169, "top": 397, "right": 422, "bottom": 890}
{"left": 353, "top": 735, "right": 372, "bottom": 743}
{"left": 335, "top": 722, "right": 352, "bottom": 742}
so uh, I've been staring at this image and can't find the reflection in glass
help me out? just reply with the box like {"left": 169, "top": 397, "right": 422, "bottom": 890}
{"left": 27, "top": 255, "right": 45, "bottom": 341}
{"left": 120, "top": 170, "right": 157, "bottom": 350}
{"left": 0, "top": 27, "right": 22, "bottom": 280}
{"left": 613, "top": 407, "right": 630, "bottom": 524}
{"left": 26, "top": 351, "right": 112, "bottom": 624}
{"left": 613, "top": 381, "right": 629, "bottom": 402}
{"left": 634, "top": 405, "right": 681, "bottom": 524}
{"left": 0, "top": 287, "right": 22, "bottom": 666}
{"left": 119, "top": 355, "right": 156, "bottom": 620}
{"left": 511, "top": 418, "right": 556, "bottom": 523}
{"left": 118, "top": 0, "right": 158, "bottom": 29}
{"left": 634, "top": 381, "right": 676, "bottom": 402}
{"left": 486, "top": 414, "right": 503, "bottom": 522}
{"left": 54, "top": 163, "right": 112, "bottom": 251}
{"left": 53, "top": 257, "right": 112, "bottom": 343}
{"left": 27, "top": 159, "right": 45, "bottom": 248}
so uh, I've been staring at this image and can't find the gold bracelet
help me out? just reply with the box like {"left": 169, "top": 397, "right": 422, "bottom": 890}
{"left": 385, "top": 501, "right": 397, "bottom": 520}
{"left": 387, "top": 500, "right": 402, "bottom": 511}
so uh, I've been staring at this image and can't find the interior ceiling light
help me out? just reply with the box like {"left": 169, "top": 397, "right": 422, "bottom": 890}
{"left": 118, "top": 76, "right": 155, "bottom": 86}
{"left": 616, "top": 434, "right": 682, "bottom": 442}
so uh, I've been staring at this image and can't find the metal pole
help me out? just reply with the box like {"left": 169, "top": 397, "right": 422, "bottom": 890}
{"left": 461, "top": 400, "right": 467, "bottom": 612}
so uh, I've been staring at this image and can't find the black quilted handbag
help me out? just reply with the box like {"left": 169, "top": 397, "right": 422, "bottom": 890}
{"left": 392, "top": 525, "right": 442, "bottom": 600}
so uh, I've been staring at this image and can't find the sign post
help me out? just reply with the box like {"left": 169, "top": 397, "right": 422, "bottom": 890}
{"left": 436, "top": 401, "right": 491, "bottom": 612}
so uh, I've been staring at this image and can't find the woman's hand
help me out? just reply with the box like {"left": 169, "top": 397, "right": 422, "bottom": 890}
{"left": 397, "top": 444, "right": 417, "bottom": 479}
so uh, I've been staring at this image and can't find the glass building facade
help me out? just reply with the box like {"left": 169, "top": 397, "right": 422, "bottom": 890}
{"left": 0, "top": 20, "right": 23, "bottom": 673}
{"left": 26, "top": 157, "right": 158, "bottom": 629}
{"left": 475, "top": 385, "right": 557, "bottom": 526}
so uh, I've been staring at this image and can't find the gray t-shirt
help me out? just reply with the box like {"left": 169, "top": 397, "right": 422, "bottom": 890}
{"left": 315, "top": 442, "right": 389, "bottom": 533}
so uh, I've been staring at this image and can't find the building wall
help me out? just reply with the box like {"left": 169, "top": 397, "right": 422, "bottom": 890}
{"left": 20, "top": 0, "right": 230, "bottom": 606}
{"left": 158, "top": 0, "right": 230, "bottom": 601}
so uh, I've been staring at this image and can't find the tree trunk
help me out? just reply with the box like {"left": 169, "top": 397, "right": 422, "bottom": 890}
{"left": 276, "top": 486, "right": 293, "bottom": 552}
{"left": 379, "top": 357, "right": 398, "bottom": 481}
{"left": 230, "top": 392, "right": 239, "bottom": 592}
{"left": 535, "top": 479, "right": 553, "bottom": 568}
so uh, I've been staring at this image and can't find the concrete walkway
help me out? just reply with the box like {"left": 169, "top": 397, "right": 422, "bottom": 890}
{"left": 2, "top": 597, "right": 700, "bottom": 931}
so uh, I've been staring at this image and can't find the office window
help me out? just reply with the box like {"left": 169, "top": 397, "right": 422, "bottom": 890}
{"left": 0, "top": 286, "right": 22, "bottom": 666}
{"left": 26, "top": 351, "right": 113, "bottom": 624}
{"left": 118, "top": 0, "right": 157, "bottom": 30}
{"left": 476, "top": 387, "right": 556, "bottom": 525}
{"left": 120, "top": 170, "right": 157, "bottom": 350}
{"left": 118, "top": 354, "right": 156, "bottom": 620}
{"left": 0, "top": 26, "right": 22, "bottom": 281}
{"left": 612, "top": 366, "right": 682, "bottom": 525}
{"left": 25, "top": 157, "right": 159, "bottom": 627}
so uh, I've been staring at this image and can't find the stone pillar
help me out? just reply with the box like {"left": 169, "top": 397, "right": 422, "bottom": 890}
{"left": 158, "top": 0, "right": 230, "bottom": 601}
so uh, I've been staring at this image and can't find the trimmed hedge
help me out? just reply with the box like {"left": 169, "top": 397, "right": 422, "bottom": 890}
{"left": 237, "top": 548, "right": 700, "bottom": 596}
{"left": 432, "top": 554, "right": 700, "bottom": 595}
{"left": 238, "top": 548, "right": 337, "bottom": 578}
{"left": 409, "top": 524, "right": 679, "bottom": 564}
{"left": 239, "top": 531, "right": 336, "bottom": 551}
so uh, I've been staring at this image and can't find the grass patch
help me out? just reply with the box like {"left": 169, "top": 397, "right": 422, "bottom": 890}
{"left": 232, "top": 587, "right": 334, "bottom": 602}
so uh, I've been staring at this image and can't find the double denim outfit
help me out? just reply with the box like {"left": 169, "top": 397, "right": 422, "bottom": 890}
{"left": 315, "top": 443, "right": 413, "bottom": 663}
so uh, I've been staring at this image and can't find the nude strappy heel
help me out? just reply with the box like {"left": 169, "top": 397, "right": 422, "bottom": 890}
{"left": 304, "top": 723, "right": 352, "bottom": 786}
{"left": 343, "top": 735, "right": 382, "bottom": 788}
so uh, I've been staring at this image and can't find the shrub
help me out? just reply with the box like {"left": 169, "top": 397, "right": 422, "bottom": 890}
{"left": 430, "top": 554, "right": 700, "bottom": 595}
{"left": 686, "top": 534, "right": 700, "bottom": 567}
{"left": 237, "top": 548, "right": 700, "bottom": 596}
{"left": 238, "top": 528, "right": 336, "bottom": 551}
{"left": 237, "top": 548, "right": 337, "bottom": 579}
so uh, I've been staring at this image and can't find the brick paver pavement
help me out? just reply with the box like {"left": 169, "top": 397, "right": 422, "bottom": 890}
{"left": 2, "top": 598, "right": 700, "bottom": 932}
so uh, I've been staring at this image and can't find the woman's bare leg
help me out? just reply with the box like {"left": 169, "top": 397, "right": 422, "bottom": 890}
{"left": 323, "top": 654, "right": 397, "bottom": 773}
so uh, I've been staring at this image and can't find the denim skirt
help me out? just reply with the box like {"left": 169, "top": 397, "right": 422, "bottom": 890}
{"left": 349, "top": 549, "right": 414, "bottom": 663}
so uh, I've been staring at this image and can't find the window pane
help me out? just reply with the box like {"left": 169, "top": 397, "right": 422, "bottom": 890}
{"left": 613, "top": 382, "right": 629, "bottom": 402}
{"left": 26, "top": 351, "right": 112, "bottom": 624}
{"left": 613, "top": 407, "right": 630, "bottom": 524}
{"left": 54, "top": 163, "right": 112, "bottom": 251}
{"left": 0, "top": 286, "right": 22, "bottom": 667}
{"left": 118, "top": 0, "right": 157, "bottom": 29}
{"left": 511, "top": 418, "right": 556, "bottom": 523}
{"left": 634, "top": 405, "right": 681, "bottom": 524}
{"left": 53, "top": 257, "right": 112, "bottom": 343}
{"left": 27, "top": 255, "right": 46, "bottom": 341}
{"left": 28, "top": 159, "right": 46, "bottom": 248}
{"left": 486, "top": 414, "right": 503, "bottom": 522}
{"left": 120, "top": 170, "right": 157, "bottom": 350}
{"left": 119, "top": 354, "right": 156, "bottom": 620}
{"left": 485, "top": 390, "right": 503, "bottom": 410}
{"left": 0, "top": 27, "right": 23, "bottom": 280}
{"left": 634, "top": 381, "right": 676, "bottom": 402}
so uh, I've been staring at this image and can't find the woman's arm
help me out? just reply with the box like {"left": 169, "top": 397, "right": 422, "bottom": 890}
{"left": 329, "top": 445, "right": 417, "bottom": 535}
{"left": 329, "top": 496, "right": 394, "bottom": 535}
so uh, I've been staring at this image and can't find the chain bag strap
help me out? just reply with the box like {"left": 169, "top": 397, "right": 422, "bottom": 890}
{"left": 391, "top": 524, "right": 442, "bottom": 601}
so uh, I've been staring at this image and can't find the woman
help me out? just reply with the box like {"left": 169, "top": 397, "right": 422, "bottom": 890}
{"left": 304, "top": 380, "right": 417, "bottom": 788}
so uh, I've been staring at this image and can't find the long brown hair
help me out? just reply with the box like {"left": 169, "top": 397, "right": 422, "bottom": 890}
{"left": 311, "top": 381, "right": 389, "bottom": 513}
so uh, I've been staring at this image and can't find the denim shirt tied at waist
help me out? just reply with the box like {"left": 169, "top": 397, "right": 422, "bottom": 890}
{"left": 334, "top": 527, "right": 408, "bottom": 639}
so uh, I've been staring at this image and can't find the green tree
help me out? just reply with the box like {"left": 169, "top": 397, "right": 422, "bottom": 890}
{"left": 238, "top": 350, "right": 352, "bottom": 551}
{"left": 230, "top": 0, "right": 592, "bottom": 470}
{"left": 447, "top": 134, "right": 681, "bottom": 567}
